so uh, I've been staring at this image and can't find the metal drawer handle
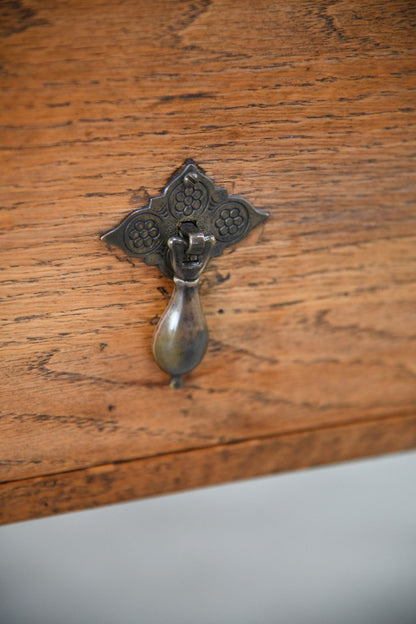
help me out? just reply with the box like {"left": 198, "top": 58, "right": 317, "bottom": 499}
{"left": 101, "top": 160, "right": 268, "bottom": 387}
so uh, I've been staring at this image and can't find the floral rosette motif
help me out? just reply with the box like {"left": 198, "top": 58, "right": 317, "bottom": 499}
{"left": 125, "top": 214, "right": 162, "bottom": 254}
{"left": 168, "top": 178, "right": 209, "bottom": 220}
{"left": 212, "top": 201, "right": 249, "bottom": 243}
{"left": 101, "top": 160, "right": 268, "bottom": 278}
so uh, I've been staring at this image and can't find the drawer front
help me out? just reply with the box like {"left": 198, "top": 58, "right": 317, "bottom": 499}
{"left": 1, "top": 0, "right": 415, "bottom": 523}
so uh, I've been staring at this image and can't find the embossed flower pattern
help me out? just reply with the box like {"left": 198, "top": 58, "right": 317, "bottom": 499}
{"left": 174, "top": 186, "right": 203, "bottom": 216}
{"left": 102, "top": 161, "right": 267, "bottom": 278}
{"left": 215, "top": 204, "right": 246, "bottom": 239}
{"left": 128, "top": 217, "right": 160, "bottom": 251}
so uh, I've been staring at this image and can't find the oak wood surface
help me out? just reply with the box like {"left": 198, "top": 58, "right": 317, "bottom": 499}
{"left": 2, "top": 414, "right": 416, "bottom": 525}
{"left": 1, "top": 0, "right": 415, "bottom": 523}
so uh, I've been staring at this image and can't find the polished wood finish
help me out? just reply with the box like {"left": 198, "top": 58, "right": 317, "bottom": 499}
{"left": 1, "top": 0, "right": 415, "bottom": 524}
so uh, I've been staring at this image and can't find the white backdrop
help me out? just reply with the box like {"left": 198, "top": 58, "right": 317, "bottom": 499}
{"left": 1, "top": 451, "right": 415, "bottom": 624}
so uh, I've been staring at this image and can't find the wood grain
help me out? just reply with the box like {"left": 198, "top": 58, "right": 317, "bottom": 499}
{"left": 2, "top": 414, "right": 416, "bottom": 525}
{"left": 1, "top": 0, "right": 416, "bottom": 523}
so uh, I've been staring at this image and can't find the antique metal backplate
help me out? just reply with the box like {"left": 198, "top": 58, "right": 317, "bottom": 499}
{"left": 101, "top": 160, "right": 268, "bottom": 387}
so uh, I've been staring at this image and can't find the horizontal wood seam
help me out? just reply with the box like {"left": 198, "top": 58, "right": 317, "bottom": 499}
{"left": 1, "top": 412, "right": 415, "bottom": 525}
{"left": 2, "top": 410, "right": 415, "bottom": 488}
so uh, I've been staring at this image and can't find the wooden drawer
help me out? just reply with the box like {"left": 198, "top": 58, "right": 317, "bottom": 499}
{"left": 1, "top": 0, "right": 415, "bottom": 524}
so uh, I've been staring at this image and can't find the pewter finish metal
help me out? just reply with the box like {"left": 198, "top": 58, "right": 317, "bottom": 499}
{"left": 101, "top": 160, "right": 268, "bottom": 279}
{"left": 152, "top": 277, "right": 208, "bottom": 390}
{"left": 101, "top": 160, "right": 268, "bottom": 386}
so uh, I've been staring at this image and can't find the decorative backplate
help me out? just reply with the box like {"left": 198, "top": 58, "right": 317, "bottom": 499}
{"left": 101, "top": 159, "right": 268, "bottom": 278}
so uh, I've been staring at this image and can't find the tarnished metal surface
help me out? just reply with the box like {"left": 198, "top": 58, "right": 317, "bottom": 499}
{"left": 102, "top": 160, "right": 268, "bottom": 385}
